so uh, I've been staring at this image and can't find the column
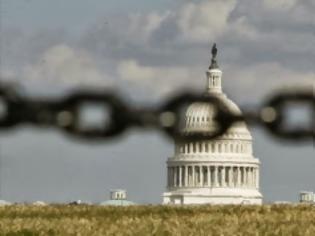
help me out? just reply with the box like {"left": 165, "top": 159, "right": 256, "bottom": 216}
{"left": 244, "top": 167, "right": 248, "bottom": 187}
{"left": 207, "top": 166, "right": 211, "bottom": 187}
{"left": 169, "top": 167, "right": 172, "bottom": 187}
{"left": 168, "top": 167, "right": 173, "bottom": 187}
{"left": 229, "top": 167, "right": 233, "bottom": 187}
{"left": 185, "top": 166, "right": 188, "bottom": 187}
{"left": 233, "top": 167, "right": 237, "bottom": 187}
{"left": 256, "top": 168, "right": 259, "bottom": 188}
{"left": 253, "top": 168, "right": 256, "bottom": 188}
{"left": 192, "top": 166, "right": 195, "bottom": 187}
{"left": 187, "top": 166, "right": 192, "bottom": 187}
{"left": 214, "top": 166, "right": 218, "bottom": 187}
{"left": 200, "top": 166, "right": 204, "bottom": 186}
{"left": 248, "top": 167, "right": 251, "bottom": 187}
{"left": 251, "top": 168, "right": 254, "bottom": 187}
{"left": 241, "top": 167, "right": 245, "bottom": 187}
{"left": 190, "top": 143, "right": 194, "bottom": 153}
{"left": 168, "top": 167, "right": 171, "bottom": 187}
{"left": 246, "top": 167, "right": 250, "bottom": 187}
{"left": 179, "top": 166, "right": 182, "bottom": 187}
{"left": 250, "top": 168, "right": 253, "bottom": 187}
{"left": 185, "top": 144, "right": 188, "bottom": 154}
{"left": 237, "top": 167, "right": 241, "bottom": 187}
{"left": 174, "top": 167, "right": 177, "bottom": 187}
{"left": 254, "top": 168, "right": 257, "bottom": 188}
{"left": 222, "top": 166, "right": 226, "bottom": 187}
{"left": 243, "top": 167, "right": 246, "bottom": 187}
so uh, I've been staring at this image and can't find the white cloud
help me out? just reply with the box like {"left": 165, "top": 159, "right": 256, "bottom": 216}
{"left": 176, "top": 0, "right": 237, "bottom": 42}
{"left": 117, "top": 60, "right": 155, "bottom": 82}
{"left": 263, "top": 0, "right": 298, "bottom": 11}
{"left": 224, "top": 62, "right": 315, "bottom": 101}
{"left": 128, "top": 11, "right": 172, "bottom": 41}
{"left": 24, "top": 45, "right": 111, "bottom": 86}
{"left": 106, "top": 0, "right": 237, "bottom": 44}
{"left": 118, "top": 59, "right": 315, "bottom": 102}
{"left": 227, "top": 16, "right": 259, "bottom": 40}
{"left": 117, "top": 59, "right": 202, "bottom": 95}
{"left": 2, "top": 0, "right": 314, "bottom": 100}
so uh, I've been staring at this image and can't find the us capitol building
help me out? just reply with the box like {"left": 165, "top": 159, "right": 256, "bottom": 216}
{"left": 163, "top": 44, "right": 263, "bottom": 205}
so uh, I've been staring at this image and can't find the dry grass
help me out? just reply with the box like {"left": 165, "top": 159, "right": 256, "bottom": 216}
{"left": 0, "top": 204, "right": 314, "bottom": 236}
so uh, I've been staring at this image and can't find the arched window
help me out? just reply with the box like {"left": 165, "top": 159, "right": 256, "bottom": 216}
{"left": 193, "top": 143, "right": 196, "bottom": 153}
{"left": 205, "top": 142, "right": 209, "bottom": 152}
{"left": 199, "top": 142, "right": 202, "bottom": 152}
{"left": 218, "top": 143, "right": 222, "bottom": 153}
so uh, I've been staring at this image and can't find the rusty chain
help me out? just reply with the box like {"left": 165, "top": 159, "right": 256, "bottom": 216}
{"left": 0, "top": 82, "right": 314, "bottom": 143}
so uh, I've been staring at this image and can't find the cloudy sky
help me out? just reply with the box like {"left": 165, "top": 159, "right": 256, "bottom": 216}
{"left": 0, "top": 0, "right": 314, "bottom": 203}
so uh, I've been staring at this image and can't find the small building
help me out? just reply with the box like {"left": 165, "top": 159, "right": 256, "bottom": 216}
{"left": 299, "top": 191, "right": 315, "bottom": 203}
{"left": 274, "top": 201, "right": 291, "bottom": 205}
{"left": 100, "top": 189, "right": 135, "bottom": 206}
{"left": 32, "top": 201, "right": 47, "bottom": 206}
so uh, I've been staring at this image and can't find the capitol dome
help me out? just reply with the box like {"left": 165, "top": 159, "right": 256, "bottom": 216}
{"left": 163, "top": 44, "right": 262, "bottom": 205}
{"left": 184, "top": 94, "right": 251, "bottom": 139}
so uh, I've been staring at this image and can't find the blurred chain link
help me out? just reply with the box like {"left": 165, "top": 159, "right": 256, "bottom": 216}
{"left": 0, "top": 82, "right": 314, "bottom": 143}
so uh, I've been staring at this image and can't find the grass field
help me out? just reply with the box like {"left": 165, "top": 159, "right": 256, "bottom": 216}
{"left": 0, "top": 204, "right": 314, "bottom": 235}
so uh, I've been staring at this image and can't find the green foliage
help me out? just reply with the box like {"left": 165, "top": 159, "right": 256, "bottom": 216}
{"left": 0, "top": 205, "right": 314, "bottom": 235}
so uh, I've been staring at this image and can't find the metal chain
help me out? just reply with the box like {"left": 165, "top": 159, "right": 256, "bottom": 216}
{"left": 0, "top": 82, "right": 314, "bottom": 142}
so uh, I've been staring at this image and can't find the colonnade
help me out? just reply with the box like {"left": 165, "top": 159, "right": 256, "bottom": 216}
{"left": 167, "top": 165, "right": 258, "bottom": 188}
{"left": 176, "top": 141, "right": 252, "bottom": 155}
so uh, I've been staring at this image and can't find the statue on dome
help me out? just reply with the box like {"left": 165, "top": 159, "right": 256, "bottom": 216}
{"left": 209, "top": 43, "right": 219, "bottom": 69}
{"left": 211, "top": 43, "right": 218, "bottom": 59}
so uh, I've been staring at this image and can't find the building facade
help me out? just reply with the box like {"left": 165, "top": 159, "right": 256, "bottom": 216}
{"left": 299, "top": 191, "right": 315, "bottom": 203}
{"left": 163, "top": 44, "right": 263, "bottom": 205}
{"left": 100, "top": 189, "right": 135, "bottom": 206}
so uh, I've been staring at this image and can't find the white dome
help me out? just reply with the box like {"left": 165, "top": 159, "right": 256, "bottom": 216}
{"left": 184, "top": 94, "right": 251, "bottom": 140}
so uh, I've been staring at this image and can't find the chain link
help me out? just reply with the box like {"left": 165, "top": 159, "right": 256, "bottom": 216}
{"left": 0, "top": 82, "right": 314, "bottom": 142}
